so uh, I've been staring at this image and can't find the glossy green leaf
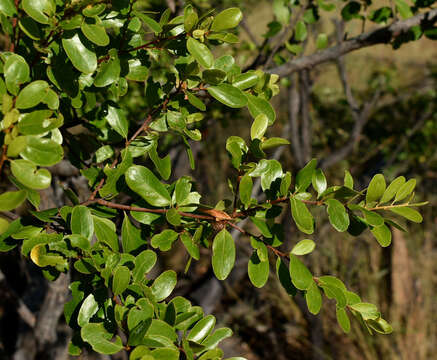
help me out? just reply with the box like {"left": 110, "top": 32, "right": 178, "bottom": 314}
{"left": 151, "top": 270, "right": 177, "bottom": 301}
{"left": 312, "top": 169, "right": 327, "bottom": 195}
{"left": 295, "top": 159, "right": 317, "bottom": 192}
{"left": 201, "top": 327, "right": 233, "bottom": 350}
{"left": 0, "top": 190, "right": 27, "bottom": 211}
{"left": 262, "top": 137, "right": 290, "bottom": 150}
{"left": 212, "top": 229, "right": 235, "bottom": 280}
{"left": 17, "top": 110, "right": 62, "bottom": 135}
{"left": 22, "top": 0, "right": 55, "bottom": 24}
{"left": 105, "top": 104, "right": 128, "bottom": 138}
{"left": 122, "top": 213, "right": 144, "bottom": 253}
{"left": 81, "top": 323, "right": 124, "bottom": 354}
{"left": 250, "top": 114, "right": 269, "bottom": 140}
{"left": 151, "top": 229, "right": 178, "bottom": 251}
{"left": 15, "top": 80, "right": 49, "bottom": 109}
{"left": 366, "top": 174, "right": 386, "bottom": 204}
{"left": 10, "top": 160, "right": 51, "bottom": 190}
{"left": 289, "top": 254, "right": 313, "bottom": 290}
{"left": 291, "top": 239, "right": 315, "bottom": 255}
{"left": 371, "top": 224, "right": 392, "bottom": 247}
{"left": 367, "top": 317, "right": 393, "bottom": 334}
{"left": 290, "top": 197, "right": 314, "bottom": 234}
{"left": 62, "top": 33, "right": 97, "bottom": 74}
{"left": 344, "top": 170, "right": 354, "bottom": 189}
{"left": 4, "top": 54, "right": 29, "bottom": 95}
{"left": 394, "top": 179, "right": 416, "bottom": 202}
{"left": 305, "top": 281, "right": 322, "bottom": 315}
{"left": 207, "top": 84, "right": 247, "bottom": 108}
{"left": 180, "top": 232, "right": 200, "bottom": 260}
{"left": 326, "top": 199, "right": 350, "bottom": 232}
{"left": 133, "top": 250, "right": 157, "bottom": 283}
{"left": 113, "top": 265, "right": 130, "bottom": 296}
{"left": 202, "top": 69, "right": 226, "bottom": 85}
{"left": 20, "top": 136, "right": 63, "bottom": 166}
{"left": 246, "top": 94, "right": 276, "bottom": 125}
{"left": 184, "top": 5, "right": 198, "bottom": 33}
{"left": 248, "top": 252, "right": 269, "bottom": 288}
{"left": 232, "top": 72, "right": 259, "bottom": 90}
{"left": 81, "top": 22, "right": 109, "bottom": 46}
{"left": 77, "top": 294, "right": 98, "bottom": 327}
{"left": 0, "top": 0, "right": 16, "bottom": 16}
{"left": 71, "top": 205, "right": 94, "bottom": 240}
{"left": 349, "top": 302, "right": 379, "bottom": 320}
{"left": 211, "top": 8, "right": 243, "bottom": 31}
{"left": 187, "top": 92, "right": 206, "bottom": 111}
{"left": 249, "top": 159, "right": 283, "bottom": 191}
{"left": 93, "top": 216, "right": 118, "bottom": 251}
{"left": 125, "top": 165, "right": 171, "bottom": 207}
{"left": 94, "top": 56, "right": 121, "bottom": 87}
{"left": 389, "top": 206, "right": 422, "bottom": 223}
{"left": 126, "top": 59, "right": 148, "bottom": 81}
{"left": 187, "top": 37, "right": 214, "bottom": 68}
{"left": 187, "top": 315, "right": 216, "bottom": 343}
{"left": 135, "top": 12, "right": 162, "bottom": 33}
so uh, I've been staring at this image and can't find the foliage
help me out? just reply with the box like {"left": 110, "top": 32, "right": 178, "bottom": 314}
{"left": 0, "top": 0, "right": 432, "bottom": 358}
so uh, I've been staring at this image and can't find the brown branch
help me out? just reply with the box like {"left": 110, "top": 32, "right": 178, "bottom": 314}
{"left": 267, "top": 8, "right": 437, "bottom": 77}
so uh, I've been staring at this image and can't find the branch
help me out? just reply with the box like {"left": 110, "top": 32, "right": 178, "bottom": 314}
{"left": 267, "top": 8, "right": 437, "bottom": 77}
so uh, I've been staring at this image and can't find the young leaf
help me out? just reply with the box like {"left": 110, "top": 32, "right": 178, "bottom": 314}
{"left": 305, "top": 281, "right": 322, "bottom": 315}
{"left": 71, "top": 205, "right": 94, "bottom": 240}
{"left": 212, "top": 229, "right": 235, "bottom": 280}
{"left": 312, "top": 169, "right": 327, "bottom": 195}
{"left": 207, "top": 84, "right": 247, "bottom": 108}
{"left": 250, "top": 114, "right": 269, "bottom": 140}
{"left": 380, "top": 176, "right": 405, "bottom": 203}
{"left": 371, "top": 224, "right": 392, "bottom": 247}
{"left": 295, "top": 159, "right": 317, "bottom": 192}
{"left": 211, "top": 8, "right": 243, "bottom": 31}
{"left": 389, "top": 207, "right": 422, "bottom": 223}
{"left": 246, "top": 94, "right": 276, "bottom": 125}
{"left": 336, "top": 307, "right": 351, "bottom": 333}
{"left": 187, "top": 37, "right": 214, "bottom": 68}
{"left": 187, "top": 315, "right": 216, "bottom": 343}
{"left": 394, "top": 179, "right": 416, "bottom": 202}
{"left": 325, "top": 199, "right": 350, "bottom": 232}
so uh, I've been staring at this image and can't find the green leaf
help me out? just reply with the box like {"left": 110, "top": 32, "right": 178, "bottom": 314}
{"left": 113, "top": 265, "right": 130, "bottom": 296}
{"left": 122, "top": 213, "right": 144, "bottom": 253}
{"left": 94, "top": 56, "right": 121, "bottom": 87}
{"left": 81, "top": 323, "right": 124, "bottom": 354}
{"left": 336, "top": 307, "right": 351, "bottom": 333}
{"left": 207, "top": 84, "right": 247, "bottom": 108}
{"left": 126, "top": 59, "right": 148, "bottom": 81}
{"left": 20, "top": 136, "right": 63, "bottom": 166}
{"left": 248, "top": 252, "right": 269, "bottom": 288}
{"left": 276, "top": 257, "right": 297, "bottom": 296}
{"left": 0, "top": 0, "right": 16, "bottom": 16}
{"left": 135, "top": 12, "right": 162, "bottom": 33}
{"left": 291, "top": 239, "right": 315, "bottom": 255}
{"left": 316, "top": 33, "right": 328, "bottom": 49}
{"left": 18, "top": 110, "right": 62, "bottom": 135}
{"left": 239, "top": 174, "right": 252, "bottom": 207}
{"left": 262, "top": 137, "right": 290, "bottom": 150}
{"left": 295, "top": 159, "right": 317, "bottom": 192}
{"left": 151, "top": 270, "right": 177, "bottom": 301}
{"left": 151, "top": 229, "right": 178, "bottom": 251}
{"left": 184, "top": 5, "right": 198, "bottom": 33}
{"left": 0, "top": 218, "right": 9, "bottom": 235}
{"left": 349, "top": 302, "right": 379, "bottom": 320}
{"left": 325, "top": 199, "right": 350, "bottom": 232}
{"left": 105, "top": 104, "right": 128, "bottom": 138}
{"left": 294, "top": 21, "right": 307, "bottom": 41}
{"left": 344, "top": 170, "right": 354, "bottom": 189}
{"left": 77, "top": 294, "right": 98, "bottom": 327}
{"left": 371, "top": 224, "right": 392, "bottom": 247}
{"left": 361, "top": 208, "right": 384, "bottom": 227}
{"left": 289, "top": 254, "right": 313, "bottom": 290}
{"left": 290, "top": 197, "right": 314, "bottom": 234}
{"left": 201, "top": 327, "right": 233, "bottom": 350}
{"left": 246, "top": 94, "right": 276, "bottom": 125}
{"left": 149, "top": 147, "right": 171, "bottom": 181}
{"left": 250, "top": 114, "right": 269, "bottom": 140}
{"left": 312, "top": 169, "right": 327, "bottom": 195}
{"left": 211, "top": 8, "right": 243, "bottom": 31}
{"left": 15, "top": 80, "right": 49, "bottom": 109}
{"left": 187, "top": 92, "right": 206, "bottom": 111}
{"left": 71, "top": 205, "right": 94, "bottom": 240}
{"left": 389, "top": 207, "right": 422, "bottom": 223}
{"left": 133, "top": 250, "right": 157, "bottom": 282}
{"left": 10, "top": 160, "right": 51, "bottom": 190}
{"left": 187, "top": 38, "right": 214, "bottom": 68}
{"left": 249, "top": 159, "right": 283, "bottom": 191}
{"left": 125, "top": 165, "right": 171, "bottom": 207}
{"left": 366, "top": 174, "right": 386, "bottom": 204}
{"left": 394, "top": 179, "right": 416, "bottom": 202}
{"left": 62, "top": 33, "right": 97, "bottom": 74}
{"left": 232, "top": 72, "right": 259, "bottom": 90}
{"left": 4, "top": 54, "right": 29, "bottom": 95}
{"left": 380, "top": 176, "right": 405, "bottom": 203}
{"left": 305, "top": 281, "right": 322, "bottom": 314}
{"left": 22, "top": 0, "right": 55, "bottom": 24}
{"left": 367, "top": 317, "right": 393, "bottom": 334}
{"left": 202, "top": 69, "right": 226, "bottom": 85}
{"left": 187, "top": 315, "right": 216, "bottom": 343}
{"left": 82, "top": 4, "right": 106, "bottom": 17}
{"left": 81, "top": 22, "right": 109, "bottom": 46}
{"left": 212, "top": 229, "right": 235, "bottom": 280}
{"left": 320, "top": 283, "right": 347, "bottom": 307}
{"left": 0, "top": 190, "right": 27, "bottom": 211}
{"left": 180, "top": 232, "right": 200, "bottom": 260}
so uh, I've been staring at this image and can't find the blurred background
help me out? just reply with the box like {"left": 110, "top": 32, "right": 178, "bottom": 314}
{"left": 1, "top": 0, "right": 436, "bottom": 359}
